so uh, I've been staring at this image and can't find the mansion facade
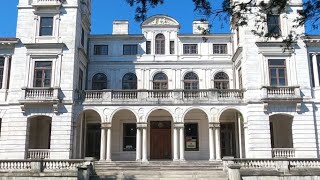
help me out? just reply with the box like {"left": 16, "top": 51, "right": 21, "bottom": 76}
{"left": 0, "top": 0, "right": 320, "bottom": 163}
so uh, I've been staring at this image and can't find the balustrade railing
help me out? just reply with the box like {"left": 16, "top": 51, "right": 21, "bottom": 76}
{"left": 27, "top": 149, "right": 50, "bottom": 159}
{"left": 272, "top": 148, "right": 295, "bottom": 158}
{"left": 262, "top": 86, "right": 301, "bottom": 100}
{"left": 0, "top": 160, "right": 32, "bottom": 171}
{"left": 31, "top": 0, "right": 62, "bottom": 5}
{"left": 43, "top": 160, "right": 86, "bottom": 171}
{"left": 79, "top": 89, "right": 244, "bottom": 103}
{"left": 22, "top": 87, "right": 59, "bottom": 100}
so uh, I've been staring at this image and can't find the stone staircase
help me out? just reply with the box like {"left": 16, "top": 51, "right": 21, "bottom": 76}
{"left": 90, "top": 161, "right": 228, "bottom": 180}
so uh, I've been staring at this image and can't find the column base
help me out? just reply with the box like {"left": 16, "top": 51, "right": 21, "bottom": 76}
{"left": 105, "top": 159, "right": 112, "bottom": 162}
{"left": 179, "top": 159, "right": 186, "bottom": 162}
{"left": 173, "top": 159, "right": 180, "bottom": 162}
{"left": 142, "top": 159, "right": 149, "bottom": 163}
{"left": 209, "top": 158, "right": 216, "bottom": 161}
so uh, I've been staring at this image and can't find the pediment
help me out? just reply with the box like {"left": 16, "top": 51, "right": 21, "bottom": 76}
{"left": 142, "top": 15, "right": 180, "bottom": 28}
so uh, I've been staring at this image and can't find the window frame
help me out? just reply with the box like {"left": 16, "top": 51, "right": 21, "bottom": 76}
{"left": 93, "top": 45, "right": 108, "bottom": 55}
{"left": 146, "top": 41, "right": 151, "bottom": 54}
{"left": 33, "top": 61, "right": 52, "bottom": 88}
{"left": 183, "top": 44, "right": 198, "bottom": 55}
{"left": 123, "top": 44, "right": 138, "bottom": 55}
{"left": 267, "top": 14, "right": 281, "bottom": 36}
{"left": 268, "top": 59, "right": 287, "bottom": 86}
{"left": 155, "top": 34, "right": 165, "bottom": 55}
{"left": 185, "top": 123, "right": 199, "bottom": 151}
{"left": 39, "top": 17, "right": 54, "bottom": 36}
{"left": 214, "top": 72, "right": 230, "bottom": 89}
{"left": 122, "top": 73, "right": 137, "bottom": 90}
{"left": 153, "top": 72, "right": 168, "bottom": 90}
{"left": 213, "top": 44, "right": 228, "bottom": 54}
{"left": 122, "top": 123, "right": 137, "bottom": 151}
{"left": 92, "top": 73, "right": 108, "bottom": 90}
{"left": 184, "top": 72, "right": 199, "bottom": 90}
{"left": 170, "top": 41, "right": 175, "bottom": 54}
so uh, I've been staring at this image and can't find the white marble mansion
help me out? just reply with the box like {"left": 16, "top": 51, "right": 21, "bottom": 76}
{"left": 0, "top": 0, "right": 319, "bottom": 163}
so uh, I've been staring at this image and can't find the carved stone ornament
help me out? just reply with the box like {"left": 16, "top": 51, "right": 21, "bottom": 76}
{"left": 147, "top": 17, "right": 177, "bottom": 26}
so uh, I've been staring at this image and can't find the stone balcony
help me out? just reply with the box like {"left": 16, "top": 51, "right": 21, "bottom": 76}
{"left": 261, "top": 86, "right": 302, "bottom": 111}
{"left": 27, "top": 149, "right": 50, "bottom": 159}
{"left": 19, "top": 87, "right": 61, "bottom": 113}
{"left": 31, "top": 0, "right": 62, "bottom": 7}
{"left": 78, "top": 89, "right": 244, "bottom": 105}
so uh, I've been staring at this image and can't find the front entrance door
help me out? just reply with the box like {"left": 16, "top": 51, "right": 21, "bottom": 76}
{"left": 150, "top": 121, "right": 171, "bottom": 159}
{"left": 85, "top": 123, "right": 101, "bottom": 159}
{"left": 220, "top": 122, "right": 236, "bottom": 157}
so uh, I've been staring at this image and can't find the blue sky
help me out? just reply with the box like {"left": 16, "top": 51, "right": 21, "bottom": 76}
{"left": 0, "top": 0, "right": 319, "bottom": 37}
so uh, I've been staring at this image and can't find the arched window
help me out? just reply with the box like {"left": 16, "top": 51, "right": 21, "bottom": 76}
{"left": 155, "top": 34, "right": 165, "bottom": 54}
{"left": 184, "top": 72, "right": 199, "bottom": 90}
{"left": 214, "top": 72, "right": 229, "bottom": 89}
{"left": 153, "top": 72, "right": 168, "bottom": 90}
{"left": 122, "top": 73, "right": 137, "bottom": 89}
{"left": 92, "top": 73, "right": 107, "bottom": 90}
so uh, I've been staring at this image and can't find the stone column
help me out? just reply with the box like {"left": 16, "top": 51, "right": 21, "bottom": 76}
{"left": 178, "top": 123, "right": 185, "bottom": 161}
{"left": 141, "top": 123, "right": 148, "bottom": 162}
{"left": 214, "top": 123, "right": 221, "bottom": 160}
{"left": 243, "top": 122, "right": 249, "bottom": 158}
{"left": 136, "top": 124, "right": 143, "bottom": 161}
{"left": 105, "top": 123, "right": 112, "bottom": 161}
{"left": 237, "top": 114, "right": 243, "bottom": 158}
{"left": 312, "top": 53, "right": 319, "bottom": 87}
{"left": 173, "top": 126, "right": 179, "bottom": 161}
{"left": 209, "top": 123, "right": 215, "bottom": 161}
{"left": 100, "top": 127, "right": 106, "bottom": 160}
{"left": 2, "top": 56, "right": 10, "bottom": 89}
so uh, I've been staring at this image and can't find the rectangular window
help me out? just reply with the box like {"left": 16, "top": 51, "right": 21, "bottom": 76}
{"left": 213, "top": 44, "right": 227, "bottom": 54}
{"left": 0, "top": 118, "right": 2, "bottom": 136}
{"left": 185, "top": 123, "right": 199, "bottom": 151}
{"left": 123, "top": 123, "right": 136, "bottom": 151}
{"left": 123, "top": 44, "right": 138, "bottom": 55}
{"left": 170, "top": 41, "right": 175, "bottom": 54}
{"left": 81, "top": 28, "right": 85, "bottom": 47}
{"left": 94, "top": 45, "right": 108, "bottom": 55}
{"left": 40, "top": 17, "right": 53, "bottom": 36}
{"left": 34, "top": 61, "right": 52, "bottom": 87}
{"left": 0, "top": 57, "right": 4, "bottom": 89}
{"left": 183, "top": 44, "right": 198, "bottom": 54}
{"left": 146, "top": 41, "right": 151, "bottom": 54}
{"left": 79, "top": 68, "right": 83, "bottom": 90}
{"left": 267, "top": 14, "right": 281, "bottom": 36}
{"left": 269, "top": 59, "right": 287, "bottom": 86}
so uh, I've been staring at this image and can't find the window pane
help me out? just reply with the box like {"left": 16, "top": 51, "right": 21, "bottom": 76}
{"left": 146, "top": 41, "right": 151, "bottom": 54}
{"left": 170, "top": 41, "right": 175, "bottom": 54}
{"left": 279, "top": 78, "right": 286, "bottom": 86}
{"left": 123, "top": 123, "right": 136, "bottom": 151}
{"left": 270, "top": 78, "right": 277, "bottom": 86}
{"left": 269, "top": 59, "right": 285, "bottom": 66}
{"left": 94, "top": 45, "right": 108, "bottom": 55}
{"left": 270, "top": 68, "right": 277, "bottom": 77}
{"left": 185, "top": 123, "right": 199, "bottom": 151}
{"left": 40, "top": 17, "right": 53, "bottom": 36}
{"left": 278, "top": 69, "right": 285, "bottom": 77}
{"left": 123, "top": 45, "right": 138, "bottom": 55}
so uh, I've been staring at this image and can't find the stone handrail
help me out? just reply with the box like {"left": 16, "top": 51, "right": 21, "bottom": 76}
{"left": 0, "top": 159, "right": 87, "bottom": 172}
{"left": 78, "top": 89, "right": 244, "bottom": 104}
{"left": 27, "top": 149, "right": 50, "bottom": 159}
{"left": 272, "top": 148, "right": 295, "bottom": 158}
{"left": 22, "top": 87, "right": 59, "bottom": 100}
{"left": 261, "top": 86, "right": 301, "bottom": 100}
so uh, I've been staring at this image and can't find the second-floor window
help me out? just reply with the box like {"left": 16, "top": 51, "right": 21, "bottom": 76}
{"left": 267, "top": 14, "right": 281, "bottom": 36}
{"left": 0, "top": 58, "right": 4, "bottom": 89}
{"left": 92, "top": 73, "right": 107, "bottom": 90}
{"left": 40, "top": 17, "right": 53, "bottom": 36}
{"left": 146, "top": 41, "right": 151, "bottom": 54}
{"left": 81, "top": 28, "right": 85, "bottom": 47}
{"left": 34, "top": 61, "right": 52, "bottom": 87}
{"left": 94, "top": 45, "right": 108, "bottom": 55}
{"left": 123, "top": 45, "right": 138, "bottom": 55}
{"left": 183, "top": 44, "right": 198, "bottom": 54}
{"left": 153, "top": 72, "right": 168, "bottom": 90}
{"left": 269, "top": 59, "right": 287, "bottom": 86}
{"left": 170, "top": 41, "right": 175, "bottom": 54}
{"left": 155, "top": 34, "right": 165, "bottom": 54}
{"left": 184, "top": 72, "right": 199, "bottom": 90}
{"left": 122, "top": 73, "right": 137, "bottom": 90}
{"left": 213, "top": 44, "right": 227, "bottom": 54}
{"left": 214, "top": 72, "right": 229, "bottom": 89}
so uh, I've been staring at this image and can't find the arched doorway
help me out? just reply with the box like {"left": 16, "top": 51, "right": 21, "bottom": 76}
{"left": 75, "top": 110, "right": 102, "bottom": 160}
{"left": 27, "top": 116, "right": 52, "bottom": 159}
{"left": 111, "top": 109, "right": 137, "bottom": 161}
{"left": 183, "top": 109, "right": 209, "bottom": 160}
{"left": 269, "top": 114, "right": 294, "bottom": 158}
{"left": 218, "top": 109, "right": 245, "bottom": 158}
{"left": 147, "top": 109, "right": 173, "bottom": 160}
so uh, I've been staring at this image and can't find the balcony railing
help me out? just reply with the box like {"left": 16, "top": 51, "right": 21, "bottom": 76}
{"left": 20, "top": 87, "right": 61, "bottom": 113}
{"left": 262, "top": 86, "right": 301, "bottom": 101}
{"left": 272, "top": 148, "right": 295, "bottom": 158}
{"left": 31, "top": 0, "right": 62, "bottom": 6}
{"left": 27, "top": 149, "right": 50, "bottom": 159}
{"left": 78, "top": 89, "right": 244, "bottom": 104}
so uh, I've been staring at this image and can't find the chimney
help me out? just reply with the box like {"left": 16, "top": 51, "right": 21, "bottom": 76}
{"left": 112, "top": 20, "right": 129, "bottom": 35}
{"left": 193, "top": 20, "right": 209, "bottom": 34}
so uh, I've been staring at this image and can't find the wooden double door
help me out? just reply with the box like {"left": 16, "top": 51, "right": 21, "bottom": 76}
{"left": 150, "top": 121, "right": 172, "bottom": 160}
{"left": 220, "top": 122, "right": 237, "bottom": 157}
